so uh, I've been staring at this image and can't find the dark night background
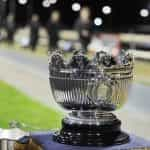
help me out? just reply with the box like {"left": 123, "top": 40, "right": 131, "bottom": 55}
{"left": 4, "top": 0, "right": 150, "bottom": 31}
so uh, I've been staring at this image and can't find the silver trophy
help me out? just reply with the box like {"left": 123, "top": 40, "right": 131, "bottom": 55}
{"left": 49, "top": 50, "right": 133, "bottom": 146}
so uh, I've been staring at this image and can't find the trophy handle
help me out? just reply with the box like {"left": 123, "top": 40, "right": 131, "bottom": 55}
{"left": 87, "top": 75, "right": 115, "bottom": 108}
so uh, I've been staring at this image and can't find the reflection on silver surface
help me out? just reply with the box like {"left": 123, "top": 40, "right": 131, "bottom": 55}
{"left": 49, "top": 63, "right": 133, "bottom": 111}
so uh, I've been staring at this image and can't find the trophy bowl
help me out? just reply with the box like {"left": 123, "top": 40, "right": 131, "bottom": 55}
{"left": 49, "top": 50, "right": 133, "bottom": 146}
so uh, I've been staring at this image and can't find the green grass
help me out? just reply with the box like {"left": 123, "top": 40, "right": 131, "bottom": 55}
{"left": 0, "top": 80, "right": 63, "bottom": 130}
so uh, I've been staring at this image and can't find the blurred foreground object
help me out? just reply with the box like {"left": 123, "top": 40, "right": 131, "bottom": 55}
{"left": 0, "top": 121, "right": 42, "bottom": 150}
{"left": 0, "top": 128, "right": 29, "bottom": 150}
{"left": 14, "top": 138, "right": 42, "bottom": 150}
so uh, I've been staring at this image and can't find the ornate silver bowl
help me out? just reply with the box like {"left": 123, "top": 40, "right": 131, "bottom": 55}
{"left": 49, "top": 63, "right": 133, "bottom": 111}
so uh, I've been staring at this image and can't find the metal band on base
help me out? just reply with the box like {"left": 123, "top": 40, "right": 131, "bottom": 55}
{"left": 53, "top": 113, "right": 130, "bottom": 146}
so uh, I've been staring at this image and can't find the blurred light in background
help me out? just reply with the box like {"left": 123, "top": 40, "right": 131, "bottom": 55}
{"left": 140, "top": 9, "right": 149, "bottom": 17}
{"left": 2, "top": 0, "right": 7, "bottom": 2}
{"left": 18, "top": 0, "right": 28, "bottom": 5}
{"left": 94, "top": 17, "right": 103, "bottom": 26}
{"left": 42, "top": 0, "right": 57, "bottom": 8}
{"left": 72, "top": 3, "right": 81, "bottom": 12}
{"left": 49, "top": 0, "right": 57, "bottom": 4}
{"left": 42, "top": 0, "right": 51, "bottom": 8}
{"left": 102, "top": 5, "right": 112, "bottom": 15}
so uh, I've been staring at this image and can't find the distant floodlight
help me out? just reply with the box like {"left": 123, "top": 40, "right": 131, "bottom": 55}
{"left": 18, "top": 0, "right": 28, "bottom": 5}
{"left": 72, "top": 3, "right": 81, "bottom": 12}
{"left": 94, "top": 17, "right": 103, "bottom": 26}
{"left": 102, "top": 6, "right": 112, "bottom": 15}
{"left": 42, "top": 0, "right": 51, "bottom": 8}
{"left": 140, "top": 9, "right": 149, "bottom": 17}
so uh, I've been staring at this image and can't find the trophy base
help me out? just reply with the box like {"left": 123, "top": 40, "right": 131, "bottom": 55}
{"left": 53, "top": 112, "right": 130, "bottom": 146}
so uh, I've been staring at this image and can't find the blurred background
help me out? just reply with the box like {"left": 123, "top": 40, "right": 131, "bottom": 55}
{"left": 0, "top": 0, "right": 150, "bottom": 140}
